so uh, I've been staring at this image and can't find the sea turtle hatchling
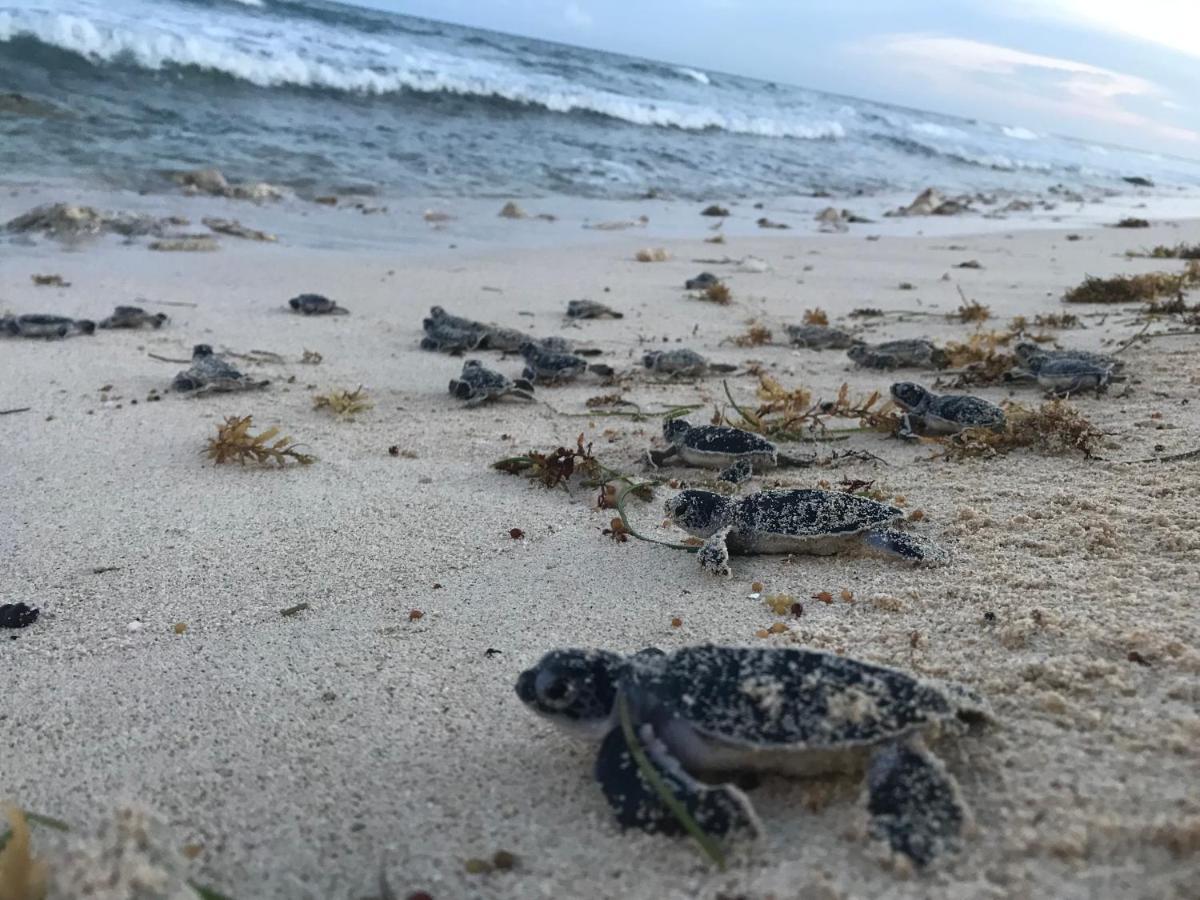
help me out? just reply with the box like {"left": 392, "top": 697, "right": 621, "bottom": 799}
{"left": 99, "top": 306, "right": 168, "bottom": 329}
{"left": 889, "top": 383, "right": 1005, "bottom": 436}
{"left": 1013, "top": 341, "right": 1123, "bottom": 374}
{"left": 172, "top": 344, "right": 269, "bottom": 395}
{"left": 1012, "top": 342, "right": 1120, "bottom": 395}
{"left": 519, "top": 341, "right": 608, "bottom": 384}
{"left": 685, "top": 272, "right": 720, "bottom": 291}
{"left": 784, "top": 324, "right": 856, "bottom": 349}
{"left": 421, "top": 306, "right": 527, "bottom": 353}
{"left": 642, "top": 349, "right": 737, "bottom": 378}
{"left": 3, "top": 314, "right": 95, "bottom": 338}
{"left": 848, "top": 339, "right": 947, "bottom": 371}
{"left": 650, "top": 419, "right": 791, "bottom": 477}
{"left": 516, "top": 643, "right": 991, "bottom": 867}
{"left": 449, "top": 360, "right": 535, "bottom": 406}
{"left": 567, "top": 299, "right": 623, "bottom": 319}
{"left": 666, "top": 488, "right": 945, "bottom": 576}
{"left": 289, "top": 293, "right": 349, "bottom": 315}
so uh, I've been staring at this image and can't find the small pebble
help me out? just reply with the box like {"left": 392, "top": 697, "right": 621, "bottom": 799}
{"left": 127, "top": 621, "right": 143, "bottom": 633}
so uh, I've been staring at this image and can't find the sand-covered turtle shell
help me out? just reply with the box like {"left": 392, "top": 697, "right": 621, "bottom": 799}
{"left": 728, "top": 489, "right": 900, "bottom": 540}
{"left": 626, "top": 645, "right": 971, "bottom": 749}
{"left": 891, "top": 383, "right": 1004, "bottom": 430}
{"left": 669, "top": 422, "right": 776, "bottom": 458}
{"left": 1014, "top": 342, "right": 1121, "bottom": 373}
{"left": 784, "top": 324, "right": 855, "bottom": 349}
{"left": 644, "top": 348, "right": 708, "bottom": 376}
{"left": 99, "top": 305, "right": 168, "bottom": 329}
{"left": 848, "top": 339, "right": 946, "bottom": 370}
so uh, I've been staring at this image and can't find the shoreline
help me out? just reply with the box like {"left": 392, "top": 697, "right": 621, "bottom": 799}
{"left": 3, "top": 187, "right": 1199, "bottom": 898}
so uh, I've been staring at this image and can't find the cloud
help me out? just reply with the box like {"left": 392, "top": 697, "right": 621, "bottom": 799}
{"left": 563, "top": 2, "right": 593, "bottom": 29}
{"left": 855, "top": 34, "right": 1199, "bottom": 144}
{"left": 1011, "top": 1, "right": 1200, "bottom": 61}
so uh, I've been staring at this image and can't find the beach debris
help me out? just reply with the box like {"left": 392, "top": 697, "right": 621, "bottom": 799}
{"left": 423, "top": 209, "right": 453, "bottom": 223}
{"left": 98, "top": 306, "right": 168, "bottom": 330}
{"left": 2, "top": 314, "right": 95, "bottom": 339}
{"left": 803, "top": 308, "right": 829, "bottom": 326}
{"left": 172, "top": 344, "right": 270, "bottom": 395}
{"left": 886, "top": 187, "right": 972, "bottom": 217}
{"left": 1113, "top": 217, "right": 1150, "bottom": 228}
{"left": 723, "top": 377, "right": 901, "bottom": 441}
{"left": 1011, "top": 313, "right": 1080, "bottom": 330}
{"left": 313, "top": 195, "right": 338, "bottom": 206}
{"left": 583, "top": 216, "right": 647, "bottom": 230}
{"left": 1133, "top": 242, "right": 1200, "bottom": 260}
{"left": 566, "top": 299, "right": 622, "bottom": 319}
{"left": 289, "top": 294, "right": 349, "bottom": 316}
{"left": 668, "top": 488, "right": 946, "bottom": 576}
{"left": 493, "top": 434, "right": 608, "bottom": 490}
{"left": 783, "top": 324, "right": 854, "bottom": 349}
{"left": 498, "top": 201, "right": 526, "bottom": 219}
{"left": 848, "top": 339, "right": 948, "bottom": 370}
{"left": 312, "top": 386, "right": 372, "bottom": 417}
{"left": 730, "top": 322, "right": 772, "bottom": 347}
{"left": 735, "top": 255, "right": 771, "bottom": 273}
{"left": 952, "top": 296, "right": 991, "bottom": 323}
{"left": 300, "top": 349, "right": 323, "bottom": 365}
{"left": 280, "top": 602, "right": 310, "bottom": 617}
{"left": 643, "top": 349, "right": 737, "bottom": 378}
{"left": 814, "top": 207, "right": 871, "bottom": 232}
{"left": 1063, "top": 263, "right": 1200, "bottom": 304}
{"left": 520, "top": 341, "right": 588, "bottom": 384}
{"left": 0, "top": 807, "right": 47, "bottom": 898}
{"left": 172, "top": 167, "right": 284, "bottom": 202}
{"left": 635, "top": 248, "right": 669, "bottom": 262}
{"left": 705, "top": 234, "right": 725, "bottom": 244}
{"left": 684, "top": 272, "right": 719, "bottom": 291}
{"left": 202, "top": 217, "right": 276, "bottom": 242}
{"left": 30, "top": 274, "right": 68, "bottom": 287}
{"left": 1123, "top": 176, "right": 1154, "bottom": 187}
{"left": 755, "top": 217, "right": 789, "bottom": 229}
{"left": 697, "top": 282, "right": 732, "bottom": 304}
{"left": 5, "top": 203, "right": 186, "bottom": 240}
{"left": 890, "top": 383, "right": 1004, "bottom": 437}
{"left": 449, "top": 360, "right": 535, "bottom": 406}
{"left": 0, "top": 408, "right": 31, "bottom": 416}
{"left": 205, "top": 415, "right": 314, "bottom": 466}
{"left": 517, "top": 644, "right": 987, "bottom": 866}
{"left": 933, "top": 400, "right": 1104, "bottom": 459}
{"left": 0, "top": 603, "right": 39, "bottom": 629}
{"left": 954, "top": 259, "right": 983, "bottom": 270}
{"left": 700, "top": 204, "right": 730, "bottom": 217}
{"left": 651, "top": 419, "right": 781, "bottom": 475}
{"left": 149, "top": 235, "right": 218, "bottom": 252}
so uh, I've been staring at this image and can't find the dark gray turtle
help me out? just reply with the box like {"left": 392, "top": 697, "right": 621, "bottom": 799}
{"left": 650, "top": 420, "right": 781, "bottom": 476}
{"left": 666, "top": 488, "right": 945, "bottom": 576}
{"left": 642, "top": 349, "right": 737, "bottom": 378}
{"left": 289, "top": 294, "right": 348, "bottom": 316}
{"left": 3, "top": 314, "right": 95, "bottom": 338}
{"left": 890, "top": 383, "right": 1005, "bottom": 436}
{"left": 1012, "top": 342, "right": 1120, "bottom": 395}
{"left": 848, "top": 340, "right": 947, "bottom": 371}
{"left": 567, "top": 299, "right": 623, "bottom": 319}
{"left": 421, "top": 306, "right": 527, "bottom": 354}
{"left": 1013, "top": 341, "right": 1123, "bottom": 373}
{"left": 172, "top": 344, "right": 269, "bottom": 394}
{"left": 784, "top": 324, "right": 855, "bottom": 349}
{"left": 449, "top": 360, "right": 535, "bottom": 407}
{"left": 99, "top": 306, "right": 168, "bottom": 329}
{"left": 520, "top": 341, "right": 589, "bottom": 385}
{"left": 685, "top": 272, "right": 720, "bottom": 290}
{"left": 516, "top": 644, "right": 991, "bottom": 867}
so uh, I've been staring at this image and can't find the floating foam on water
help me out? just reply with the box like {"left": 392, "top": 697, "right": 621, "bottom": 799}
{"left": 675, "top": 67, "right": 710, "bottom": 85}
{"left": 1002, "top": 125, "right": 1038, "bottom": 141}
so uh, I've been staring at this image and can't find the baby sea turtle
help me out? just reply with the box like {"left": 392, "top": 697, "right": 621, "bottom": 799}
{"left": 890, "top": 383, "right": 1005, "bottom": 436}
{"left": 685, "top": 272, "right": 720, "bottom": 291}
{"left": 1014, "top": 341, "right": 1122, "bottom": 373}
{"left": 99, "top": 306, "right": 168, "bottom": 329}
{"left": 666, "top": 488, "right": 945, "bottom": 576}
{"left": 848, "top": 340, "right": 947, "bottom": 371}
{"left": 784, "top": 324, "right": 855, "bottom": 349}
{"left": 651, "top": 419, "right": 780, "bottom": 476}
{"left": 172, "top": 344, "right": 269, "bottom": 394}
{"left": 289, "top": 294, "right": 349, "bottom": 315}
{"left": 642, "top": 349, "right": 737, "bottom": 378}
{"left": 567, "top": 299, "right": 623, "bottom": 319}
{"left": 520, "top": 341, "right": 595, "bottom": 384}
{"left": 449, "top": 360, "right": 535, "bottom": 406}
{"left": 421, "top": 306, "right": 527, "bottom": 353}
{"left": 516, "top": 643, "right": 990, "bottom": 866}
{"left": 3, "top": 314, "right": 95, "bottom": 338}
{"left": 1012, "top": 342, "right": 1120, "bottom": 395}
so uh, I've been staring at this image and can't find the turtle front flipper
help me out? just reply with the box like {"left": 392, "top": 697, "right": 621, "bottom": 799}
{"left": 594, "top": 722, "right": 759, "bottom": 838}
{"left": 862, "top": 529, "right": 947, "bottom": 565}
{"left": 716, "top": 458, "right": 753, "bottom": 486}
{"left": 866, "top": 737, "right": 967, "bottom": 867}
{"left": 698, "top": 527, "right": 732, "bottom": 577}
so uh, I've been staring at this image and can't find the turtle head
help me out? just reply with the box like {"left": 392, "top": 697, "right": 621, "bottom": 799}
{"left": 1013, "top": 342, "right": 1043, "bottom": 367}
{"left": 846, "top": 342, "right": 868, "bottom": 362}
{"left": 288, "top": 296, "right": 302, "bottom": 310}
{"left": 76, "top": 319, "right": 96, "bottom": 335}
{"left": 664, "top": 489, "right": 733, "bottom": 537}
{"left": 518, "top": 341, "right": 539, "bottom": 359}
{"left": 516, "top": 649, "right": 623, "bottom": 738}
{"left": 449, "top": 378, "right": 471, "bottom": 399}
{"left": 662, "top": 417, "right": 691, "bottom": 445}
{"left": 642, "top": 351, "right": 661, "bottom": 369}
{"left": 429, "top": 305, "right": 446, "bottom": 318}
{"left": 889, "top": 382, "right": 930, "bottom": 411}
{"left": 192, "top": 344, "right": 214, "bottom": 359}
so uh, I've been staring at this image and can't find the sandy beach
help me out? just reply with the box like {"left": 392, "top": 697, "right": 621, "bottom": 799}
{"left": 2, "top": 186, "right": 1198, "bottom": 899}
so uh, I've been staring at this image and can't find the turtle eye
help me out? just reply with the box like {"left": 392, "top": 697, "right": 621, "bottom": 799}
{"left": 535, "top": 671, "right": 578, "bottom": 710}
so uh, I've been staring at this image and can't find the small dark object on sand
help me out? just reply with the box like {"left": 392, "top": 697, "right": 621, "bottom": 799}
{"left": 3, "top": 314, "right": 94, "bottom": 338}
{"left": 1122, "top": 176, "right": 1154, "bottom": 188}
{"left": 450, "top": 359, "right": 536, "bottom": 406}
{"left": 700, "top": 205, "right": 730, "bottom": 217}
{"left": 0, "top": 602, "right": 39, "bottom": 629}
{"left": 756, "top": 217, "right": 789, "bottom": 229}
{"left": 99, "top": 305, "right": 168, "bottom": 329}
{"left": 1113, "top": 217, "right": 1150, "bottom": 229}
{"left": 685, "top": 272, "right": 719, "bottom": 291}
{"left": 289, "top": 294, "right": 349, "bottom": 315}
{"left": 567, "top": 299, "right": 623, "bottom": 319}
{"left": 173, "top": 344, "right": 270, "bottom": 394}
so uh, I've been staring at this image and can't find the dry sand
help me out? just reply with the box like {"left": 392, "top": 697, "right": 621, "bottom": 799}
{"left": 2, "top": 191, "right": 1198, "bottom": 899}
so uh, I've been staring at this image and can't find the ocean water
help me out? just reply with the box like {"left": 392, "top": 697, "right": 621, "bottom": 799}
{"left": 4, "top": 0, "right": 1200, "bottom": 201}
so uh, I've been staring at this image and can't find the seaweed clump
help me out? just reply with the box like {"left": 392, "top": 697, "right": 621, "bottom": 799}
{"left": 1139, "top": 243, "right": 1200, "bottom": 260}
{"left": 0, "top": 807, "right": 47, "bottom": 900}
{"left": 724, "top": 376, "right": 900, "bottom": 440}
{"left": 1113, "top": 217, "right": 1150, "bottom": 228}
{"left": 951, "top": 297, "right": 991, "bottom": 323}
{"left": 205, "top": 416, "right": 315, "bottom": 466}
{"left": 936, "top": 400, "right": 1104, "bottom": 460}
{"left": 312, "top": 386, "right": 372, "bottom": 417}
{"left": 940, "top": 331, "right": 1019, "bottom": 386}
{"left": 731, "top": 322, "right": 772, "bottom": 347}
{"left": 1063, "top": 262, "right": 1200, "bottom": 303}
{"left": 635, "top": 248, "right": 669, "bottom": 262}
{"left": 700, "top": 282, "right": 731, "bottom": 304}
{"left": 802, "top": 308, "right": 828, "bottom": 326}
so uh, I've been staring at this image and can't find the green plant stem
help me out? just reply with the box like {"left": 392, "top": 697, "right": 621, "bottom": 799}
{"left": 616, "top": 693, "right": 725, "bottom": 869}
{"left": 613, "top": 482, "right": 699, "bottom": 552}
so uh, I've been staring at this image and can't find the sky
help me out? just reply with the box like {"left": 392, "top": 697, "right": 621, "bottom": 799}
{"left": 354, "top": 0, "right": 1200, "bottom": 157}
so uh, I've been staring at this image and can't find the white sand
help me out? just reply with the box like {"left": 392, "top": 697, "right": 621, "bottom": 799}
{"left": 2, "top": 191, "right": 1198, "bottom": 899}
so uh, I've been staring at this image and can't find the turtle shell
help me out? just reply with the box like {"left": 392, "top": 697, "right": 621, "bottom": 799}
{"left": 730, "top": 489, "right": 899, "bottom": 540}
{"left": 627, "top": 644, "right": 965, "bottom": 750}
{"left": 646, "top": 348, "right": 707, "bottom": 374}
{"left": 677, "top": 425, "right": 775, "bottom": 457}
{"left": 925, "top": 394, "right": 1004, "bottom": 428}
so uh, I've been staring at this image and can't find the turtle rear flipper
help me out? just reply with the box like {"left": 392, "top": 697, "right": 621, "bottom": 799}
{"left": 708, "top": 363, "right": 738, "bottom": 374}
{"left": 863, "top": 529, "right": 947, "bottom": 565}
{"left": 717, "top": 457, "right": 753, "bottom": 486}
{"left": 595, "top": 722, "right": 759, "bottom": 838}
{"left": 866, "top": 737, "right": 966, "bottom": 867}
